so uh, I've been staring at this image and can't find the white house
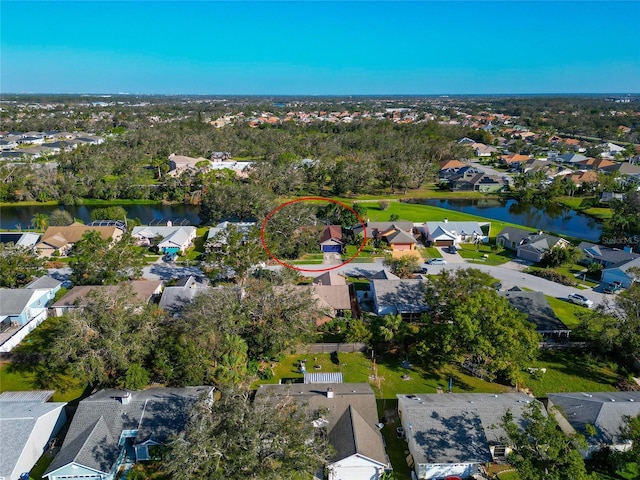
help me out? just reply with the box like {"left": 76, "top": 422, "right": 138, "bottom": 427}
{"left": 256, "top": 383, "right": 390, "bottom": 480}
{"left": 131, "top": 225, "right": 197, "bottom": 254}
{"left": 397, "top": 393, "right": 544, "bottom": 480}
{"left": 0, "top": 391, "right": 67, "bottom": 480}
{"left": 421, "top": 221, "right": 488, "bottom": 247}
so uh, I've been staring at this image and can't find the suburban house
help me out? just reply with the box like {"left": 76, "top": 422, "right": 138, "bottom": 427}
{"left": 602, "top": 161, "right": 640, "bottom": 178}
{"left": 397, "top": 393, "right": 544, "bottom": 480}
{"left": 312, "top": 272, "right": 352, "bottom": 322}
{"left": 496, "top": 227, "right": 569, "bottom": 263}
{"left": 256, "top": 383, "right": 390, "bottom": 480}
{"left": 379, "top": 225, "right": 417, "bottom": 252}
{"left": 438, "top": 159, "right": 466, "bottom": 174}
{"left": 158, "top": 276, "right": 213, "bottom": 313}
{"left": 320, "top": 225, "right": 344, "bottom": 253}
{"left": 577, "top": 242, "right": 639, "bottom": 268}
{"left": 599, "top": 192, "right": 625, "bottom": 203}
{"left": 370, "top": 279, "right": 429, "bottom": 319}
{"left": 36, "top": 222, "right": 125, "bottom": 257}
{"left": 206, "top": 221, "right": 256, "bottom": 248}
{"left": 601, "top": 257, "right": 640, "bottom": 289}
{"left": 557, "top": 153, "right": 588, "bottom": 164}
{"left": 44, "top": 387, "right": 213, "bottom": 480}
{"left": 0, "top": 391, "right": 67, "bottom": 480}
{"left": 51, "top": 281, "right": 163, "bottom": 317}
{"left": 562, "top": 170, "right": 599, "bottom": 187}
{"left": 421, "top": 220, "right": 488, "bottom": 247}
{"left": 449, "top": 173, "right": 509, "bottom": 193}
{"left": 167, "top": 153, "right": 210, "bottom": 177}
{"left": 352, "top": 221, "right": 414, "bottom": 241}
{"left": 0, "top": 231, "right": 40, "bottom": 249}
{"left": 0, "top": 277, "right": 62, "bottom": 352}
{"left": 499, "top": 289, "right": 571, "bottom": 339}
{"left": 499, "top": 153, "right": 530, "bottom": 167}
{"left": 576, "top": 157, "right": 616, "bottom": 171}
{"left": 473, "top": 143, "right": 498, "bottom": 157}
{"left": 547, "top": 392, "right": 640, "bottom": 458}
{"left": 131, "top": 224, "right": 197, "bottom": 254}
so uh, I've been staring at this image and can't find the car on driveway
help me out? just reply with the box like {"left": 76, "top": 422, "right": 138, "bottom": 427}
{"left": 603, "top": 282, "right": 622, "bottom": 294}
{"left": 567, "top": 293, "right": 594, "bottom": 308}
{"left": 427, "top": 258, "right": 447, "bottom": 265}
{"left": 446, "top": 245, "right": 458, "bottom": 254}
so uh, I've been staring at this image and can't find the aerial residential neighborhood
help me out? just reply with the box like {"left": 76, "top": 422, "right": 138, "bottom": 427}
{"left": 1, "top": 0, "right": 640, "bottom": 478}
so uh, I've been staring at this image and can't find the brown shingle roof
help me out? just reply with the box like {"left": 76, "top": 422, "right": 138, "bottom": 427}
{"left": 39, "top": 223, "right": 122, "bottom": 247}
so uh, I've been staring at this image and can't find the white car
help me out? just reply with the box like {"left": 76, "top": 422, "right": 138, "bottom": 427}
{"left": 427, "top": 258, "right": 447, "bottom": 265}
{"left": 567, "top": 293, "right": 594, "bottom": 308}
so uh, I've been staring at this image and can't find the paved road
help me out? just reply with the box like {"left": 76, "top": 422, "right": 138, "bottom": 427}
{"left": 49, "top": 255, "right": 613, "bottom": 309}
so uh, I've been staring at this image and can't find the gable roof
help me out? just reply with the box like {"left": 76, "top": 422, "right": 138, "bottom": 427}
{"left": 255, "top": 383, "right": 388, "bottom": 466}
{"left": 313, "top": 285, "right": 351, "bottom": 311}
{"left": 352, "top": 221, "right": 413, "bottom": 238}
{"left": 320, "top": 225, "right": 343, "bottom": 243}
{"left": 548, "top": 392, "right": 640, "bottom": 445}
{"left": 383, "top": 229, "right": 417, "bottom": 245}
{"left": 368, "top": 269, "right": 400, "bottom": 280}
{"left": 24, "top": 275, "right": 62, "bottom": 290}
{"left": 603, "top": 256, "right": 640, "bottom": 275}
{"left": 439, "top": 159, "right": 466, "bottom": 170}
{"left": 0, "top": 289, "right": 46, "bottom": 316}
{"left": 313, "top": 272, "right": 347, "bottom": 286}
{"left": 1, "top": 400, "right": 67, "bottom": 480}
{"left": 52, "top": 281, "right": 163, "bottom": 309}
{"left": 499, "top": 290, "right": 570, "bottom": 333}
{"left": 578, "top": 242, "right": 639, "bottom": 265}
{"left": 45, "top": 387, "right": 211, "bottom": 477}
{"left": 518, "top": 233, "right": 567, "bottom": 255}
{"left": 496, "top": 227, "right": 535, "bottom": 245}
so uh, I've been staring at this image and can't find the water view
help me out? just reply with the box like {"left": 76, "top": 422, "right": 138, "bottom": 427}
{"left": 416, "top": 198, "right": 602, "bottom": 242}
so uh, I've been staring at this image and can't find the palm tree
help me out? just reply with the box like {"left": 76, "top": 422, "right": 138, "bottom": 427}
{"left": 30, "top": 213, "right": 49, "bottom": 232}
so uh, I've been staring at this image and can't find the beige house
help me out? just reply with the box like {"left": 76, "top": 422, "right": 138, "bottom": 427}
{"left": 36, "top": 222, "right": 125, "bottom": 257}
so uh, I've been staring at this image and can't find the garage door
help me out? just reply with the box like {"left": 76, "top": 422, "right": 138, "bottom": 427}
{"left": 322, "top": 245, "right": 342, "bottom": 253}
{"left": 435, "top": 239, "right": 454, "bottom": 247}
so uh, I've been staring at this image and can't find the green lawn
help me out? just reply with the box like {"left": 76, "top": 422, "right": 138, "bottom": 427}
{"left": 422, "top": 246, "right": 442, "bottom": 259}
{"left": 545, "top": 295, "right": 587, "bottom": 329}
{"left": 254, "top": 353, "right": 511, "bottom": 399}
{"left": 361, "top": 201, "right": 534, "bottom": 237}
{"left": 0, "top": 317, "right": 86, "bottom": 403}
{"left": 522, "top": 350, "right": 619, "bottom": 397}
{"left": 457, "top": 244, "right": 515, "bottom": 266}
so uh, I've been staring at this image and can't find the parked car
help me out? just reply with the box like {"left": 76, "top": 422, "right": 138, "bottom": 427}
{"left": 603, "top": 281, "right": 622, "bottom": 294}
{"left": 427, "top": 258, "right": 447, "bottom": 265}
{"left": 418, "top": 267, "right": 429, "bottom": 274}
{"left": 567, "top": 293, "right": 594, "bottom": 308}
{"left": 163, "top": 253, "right": 177, "bottom": 262}
{"left": 446, "top": 245, "right": 458, "bottom": 254}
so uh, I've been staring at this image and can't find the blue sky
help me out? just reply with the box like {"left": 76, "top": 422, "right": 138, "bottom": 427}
{"left": 2, "top": 1, "right": 639, "bottom": 94}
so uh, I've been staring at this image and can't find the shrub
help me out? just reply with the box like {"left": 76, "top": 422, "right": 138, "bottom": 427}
{"left": 528, "top": 268, "right": 577, "bottom": 286}
{"left": 378, "top": 200, "right": 390, "bottom": 211}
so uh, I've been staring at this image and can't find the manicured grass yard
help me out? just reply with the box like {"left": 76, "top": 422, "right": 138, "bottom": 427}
{"left": 362, "top": 201, "right": 534, "bottom": 237}
{"left": 457, "top": 244, "right": 515, "bottom": 266}
{"left": 254, "top": 353, "right": 511, "bottom": 399}
{"left": 522, "top": 350, "right": 619, "bottom": 397}
{"left": 546, "top": 295, "right": 587, "bottom": 329}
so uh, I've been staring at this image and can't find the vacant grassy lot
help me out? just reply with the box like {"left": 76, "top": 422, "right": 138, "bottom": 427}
{"left": 457, "top": 243, "right": 515, "bottom": 265}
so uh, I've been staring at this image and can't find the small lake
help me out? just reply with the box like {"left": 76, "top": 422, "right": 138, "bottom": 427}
{"left": 415, "top": 198, "right": 602, "bottom": 242}
{"left": 0, "top": 203, "right": 202, "bottom": 230}
{"left": 1, "top": 198, "right": 603, "bottom": 242}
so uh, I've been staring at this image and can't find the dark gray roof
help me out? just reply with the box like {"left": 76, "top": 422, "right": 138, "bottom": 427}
{"left": 496, "top": 227, "right": 532, "bottom": 246}
{"left": 158, "top": 284, "right": 212, "bottom": 312}
{"left": 548, "top": 392, "right": 640, "bottom": 445}
{"left": 256, "top": 383, "right": 388, "bottom": 465}
{"left": 397, "top": 393, "right": 542, "bottom": 465}
{"left": 352, "top": 221, "right": 414, "bottom": 238}
{"left": 368, "top": 269, "right": 400, "bottom": 280}
{"left": 518, "top": 233, "right": 566, "bottom": 255}
{"left": 499, "top": 290, "right": 570, "bottom": 333}
{"left": 0, "top": 401, "right": 67, "bottom": 480}
{"left": 604, "top": 256, "right": 640, "bottom": 274}
{"left": 371, "top": 279, "right": 429, "bottom": 314}
{"left": 45, "top": 387, "right": 211, "bottom": 477}
{"left": 578, "top": 242, "right": 639, "bottom": 265}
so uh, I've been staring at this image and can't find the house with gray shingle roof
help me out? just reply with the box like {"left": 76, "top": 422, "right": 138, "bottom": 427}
{"left": 131, "top": 225, "right": 196, "bottom": 254}
{"left": 499, "top": 289, "right": 571, "bottom": 338}
{"left": 44, "top": 387, "right": 212, "bottom": 480}
{"left": 397, "top": 393, "right": 544, "bottom": 480}
{"left": 547, "top": 392, "right": 640, "bottom": 457}
{"left": 256, "top": 383, "right": 389, "bottom": 480}
{"left": 0, "top": 392, "right": 67, "bottom": 480}
{"left": 422, "top": 221, "right": 488, "bottom": 247}
{"left": 496, "top": 227, "right": 569, "bottom": 263}
{"left": 577, "top": 242, "right": 639, "bottom": 268}
{"left": 370, "top": 279, "right": 428, "bottom": 318}
{"left": 601, "top": 257, "right": 640, "bottom": 289}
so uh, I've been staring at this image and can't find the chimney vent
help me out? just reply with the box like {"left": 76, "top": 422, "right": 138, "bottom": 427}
{"left": 120, "top": 392, "right": 131, "bottom": 405}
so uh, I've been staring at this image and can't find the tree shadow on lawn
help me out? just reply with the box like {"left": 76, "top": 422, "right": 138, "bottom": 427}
{"left": 532, "top": 350, "right": 620, "bottom": 391}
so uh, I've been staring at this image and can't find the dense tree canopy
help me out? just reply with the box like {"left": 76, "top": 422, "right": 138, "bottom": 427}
{"left": 0, "top": 245, "right": 46, "bottom": 288}
{"left": 164, "top": 388, "right": 332, "bottom": 480}
{"left": 502, "top": 402, "right": 595, "bottom": 480}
